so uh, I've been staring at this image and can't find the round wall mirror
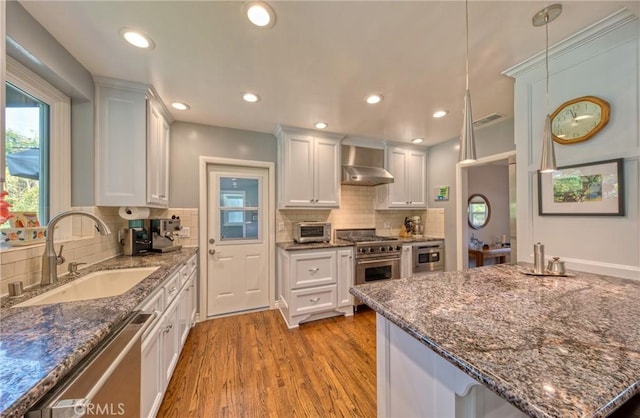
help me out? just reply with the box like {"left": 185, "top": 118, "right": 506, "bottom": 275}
{"left": 468, "top": 194, "right": 491, "bottom": 229}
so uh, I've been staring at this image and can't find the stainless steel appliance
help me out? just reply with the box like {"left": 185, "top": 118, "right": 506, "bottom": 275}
{"left": 149, "top": 218, "right": 182, "bottom": 252}
{"left": 341, "top": 145, "right": 394, "bottom": 186}
{"left": 413, "top": 240, "right": 445, "bottom": 273}
{"left": 123, "top": 226, "right": 151, "bottom": 256}
{"left": 26, "top": 312, "right": 153, "bottom": 418}
{"left": 293, "top": 221, "right": 331, "bottom": 243}
{"left": 336, "top": 229, "right": 402, "bottom": 306}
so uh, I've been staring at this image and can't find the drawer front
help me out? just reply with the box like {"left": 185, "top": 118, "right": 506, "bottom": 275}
{"left": 291, "top": 251, "right": 336, "bottom": 289}
{"left": 164, "top": 271, "right": 181, "bottom": 305}
{"left": 141, "top": 288, "right": 165, "bottom": 315}
{"left": 291, "top": 285, "right": 337, "bottom": 315}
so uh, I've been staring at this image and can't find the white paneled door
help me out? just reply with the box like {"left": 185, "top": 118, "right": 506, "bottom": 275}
{"left": 207, "top": 164, "right": 269, "bottom": 316}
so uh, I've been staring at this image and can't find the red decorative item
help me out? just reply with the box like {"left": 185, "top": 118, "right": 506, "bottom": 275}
{"left": 0, "top": 191, "right": 13, "bottom": 226}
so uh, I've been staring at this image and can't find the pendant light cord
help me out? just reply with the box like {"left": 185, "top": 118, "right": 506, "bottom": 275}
{"left": 545, "top": 14, "right": 549, "bottom": 114}
{"left": 465, "top": 0, "right": 470, "bottom": 91}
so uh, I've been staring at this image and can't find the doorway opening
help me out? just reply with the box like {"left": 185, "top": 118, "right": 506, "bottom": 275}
{"left": 456, "top": 151, "right": 516, "bottom": 270}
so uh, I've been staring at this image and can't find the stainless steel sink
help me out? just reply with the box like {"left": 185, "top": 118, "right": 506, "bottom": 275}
{"left": 14, "top": 267, "right": 159, "bottom": 307}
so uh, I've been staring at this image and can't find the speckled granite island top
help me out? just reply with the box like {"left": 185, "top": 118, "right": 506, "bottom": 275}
{"left": 350, "top": 263, "right": 640, "bottom": 418}
{"left": 0, "top": 248, "right": 198, "bottom": 418}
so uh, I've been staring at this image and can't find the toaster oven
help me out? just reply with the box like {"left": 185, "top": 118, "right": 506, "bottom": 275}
{"left": 293, "top": 222, "right": 331, "bottom": 243}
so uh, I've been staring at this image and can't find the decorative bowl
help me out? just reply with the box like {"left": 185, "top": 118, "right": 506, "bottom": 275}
{"left": 1, "top": 227, "right": 47, "bottom": 246}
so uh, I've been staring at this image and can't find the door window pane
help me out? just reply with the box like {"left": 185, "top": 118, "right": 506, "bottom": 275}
{"left": 219, "top": 177, "right": 260, "bottom": 241}
{"left": 4, "top": 82, "right": 50, "bottom": 226}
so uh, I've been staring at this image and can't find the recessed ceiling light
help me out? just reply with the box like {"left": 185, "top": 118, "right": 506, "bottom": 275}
{"left": 120, "top": 28, "right": 155, "bottom": 50}
{"left": 244, "top": 1, "right": 276, "bottom": 28}
{"left": 314, "top": 122, "right": 328, "bottom": 129}
{"left": 242, "top": 92, "right": 261, "bottom": 103}
{"left": 411, "top": 138, "right": 424, "bottom": 144}
{"left": 365, "top": 94, "right": 383, "bottom": 104}
{"left": 171, "top": 102, "right": 190, "bottom": 111}
{"left": 433, "top": 110, "right": 448, "bottom": 118}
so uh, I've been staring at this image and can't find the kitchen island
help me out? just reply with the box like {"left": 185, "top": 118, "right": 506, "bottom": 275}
{"left": 0, "top": 248, "right": 198, "bottom": 418}
{"left": 350, "top": 263, "right": 640, "bottom": 418}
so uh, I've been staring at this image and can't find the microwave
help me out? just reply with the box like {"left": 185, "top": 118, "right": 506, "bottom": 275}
{"left": 293, "top": 222, "right": 331, "bottom": 243}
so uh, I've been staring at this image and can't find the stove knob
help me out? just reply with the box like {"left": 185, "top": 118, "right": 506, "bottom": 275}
{"left": 359, "top": 248, "right": 367, "bottom": 254}
{"left": 368, "top": 248, "right": 375, "bottom": 253}
{"left": 395, "top": 245, "right": 402, "bottom": 251}
{"left": 380, "top": 246, "right": 386, "bottom": 252}
{"left": 388, "top": 246, "right": 394, "bottom": 251}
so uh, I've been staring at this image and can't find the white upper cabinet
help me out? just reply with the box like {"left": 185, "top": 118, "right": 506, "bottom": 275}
{"left": 94, "top": 77, "right": 172, "bottom": 207}
{"left": 377, "top": 146, "right": 427, "bottom": 209}
{"left": 276, "top": 126, "right": 342, "bottom": 208}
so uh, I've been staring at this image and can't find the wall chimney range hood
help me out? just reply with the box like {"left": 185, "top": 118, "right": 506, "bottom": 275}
{"left": 341, "top": 145, "right": 394, "bottom": 186}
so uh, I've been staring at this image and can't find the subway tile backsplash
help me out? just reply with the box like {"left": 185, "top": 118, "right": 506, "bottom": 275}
{"left": 0, "top": 207, "right": 200, "bottom": 297}
{"left": 276, "top": 186, "right": 445, "bottom": 242}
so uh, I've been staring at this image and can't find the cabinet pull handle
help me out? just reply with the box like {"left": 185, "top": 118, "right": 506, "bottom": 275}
{"left": 308, "top": 267, "right": 320, "bottom": 272}
{"left": 309, "top": 297, "right": 321, "bottom": 303}
{"left": 164, "top": 324, "right": 173, "bottom": 333}
{"left": 169, "top": 286, "right": 177, "bottom": 293}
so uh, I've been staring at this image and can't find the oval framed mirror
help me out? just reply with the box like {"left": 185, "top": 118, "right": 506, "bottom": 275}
{"left": 468, "top": 194, "right": 491, "bottom": 229}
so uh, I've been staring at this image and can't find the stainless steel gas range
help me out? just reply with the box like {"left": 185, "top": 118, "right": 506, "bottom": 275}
{"left": 335, "top": 229, "right": 402, "bottom": 306}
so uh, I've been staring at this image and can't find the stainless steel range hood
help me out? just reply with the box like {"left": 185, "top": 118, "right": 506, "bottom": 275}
{"left": 341, "top": 145, "right": 394, "bottom": 186}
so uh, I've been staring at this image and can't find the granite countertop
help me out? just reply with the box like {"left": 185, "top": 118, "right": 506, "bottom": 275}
{"left": 398, "top": 236, "right": 444, "bottom": 243}
{"left": 0, "top": 248, "right": 198, "bottom": 418}
{"left": 351, "top": 263, "right": 640, "bottom": 418}
{"left": 276, "top": 239, "right": 354, "bottom": 251}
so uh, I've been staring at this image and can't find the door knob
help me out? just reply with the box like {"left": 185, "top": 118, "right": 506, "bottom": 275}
{"left": 209, "top": 249, "right": 216, "bottom": 255}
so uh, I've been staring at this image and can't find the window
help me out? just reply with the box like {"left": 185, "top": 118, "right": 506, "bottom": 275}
{"left": 5, "top": 82, "right": 50, "bottom": 223}
{"left": 219, "top": 177, "right": 260, "bottom": 240}
{"left": 2, "top": 57, "right": 71, "bottom": 240}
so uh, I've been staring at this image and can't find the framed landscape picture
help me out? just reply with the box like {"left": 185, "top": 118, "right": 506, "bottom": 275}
{"left": 538, "top": 158, "right": 624, "bottom": 216}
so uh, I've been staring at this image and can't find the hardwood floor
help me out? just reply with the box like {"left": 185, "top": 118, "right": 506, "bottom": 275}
{"left": 158, "top": 308, "right": 377, "bottom": 418}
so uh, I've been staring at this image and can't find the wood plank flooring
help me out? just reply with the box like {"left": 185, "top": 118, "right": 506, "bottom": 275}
{"left": 157, "top": 308, "right": 377, "bottom": 418}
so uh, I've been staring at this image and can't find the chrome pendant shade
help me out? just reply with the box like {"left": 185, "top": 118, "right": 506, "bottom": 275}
{"left": 540, "top": 115, "right": 556, "bottom": 173}
{"left": 459, "top": 89, "right": 476, "bottom": 163}
{"left": 458, "top": 0, "right": 476, "bottom": 163}
{"left": 533, "top": 4, "right": 562, "bottom": 173}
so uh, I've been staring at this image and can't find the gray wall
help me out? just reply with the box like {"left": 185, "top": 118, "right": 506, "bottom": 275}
{"left": 427, "top": 118, "right": 515, "bottom": 271}
{"left": 6, "top": 1, "right": 95, "bottom": 206}
{"left": 169, "top": 122, "right": 277, "bottom": 208}
{"left": 467, "top": 164, "right": 510, "bottom": 265}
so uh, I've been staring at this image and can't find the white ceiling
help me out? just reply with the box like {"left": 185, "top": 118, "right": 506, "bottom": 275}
{"left": 19, "top": 1, "right": 639, "bottom": 146}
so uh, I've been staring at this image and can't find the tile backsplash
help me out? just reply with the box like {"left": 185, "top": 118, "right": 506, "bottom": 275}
{"left": 276, "top": 185, "right": 445, "bottom": 242}
{"left": 0, "top": 207, "right": 199, "bottom": 297}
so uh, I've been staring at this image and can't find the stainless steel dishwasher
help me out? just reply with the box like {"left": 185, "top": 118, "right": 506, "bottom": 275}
{"left": 26, "top": 312, "right": 154, "bottom": 418}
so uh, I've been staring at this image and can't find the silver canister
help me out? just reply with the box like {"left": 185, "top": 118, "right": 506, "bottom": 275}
{"left": 533, "top": 242, "right": 545, "bottom": 274}
{"left": 8, "top": 281, "right": 24, "bottom": 297}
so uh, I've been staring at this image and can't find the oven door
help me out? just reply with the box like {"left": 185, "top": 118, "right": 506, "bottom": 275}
{"left": 355, "top": 256, "right": 400, "bottom": 286}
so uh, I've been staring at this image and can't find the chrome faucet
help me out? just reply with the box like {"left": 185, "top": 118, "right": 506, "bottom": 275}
{"left": 41, "top": 211, "right": 111, "bottom": 286}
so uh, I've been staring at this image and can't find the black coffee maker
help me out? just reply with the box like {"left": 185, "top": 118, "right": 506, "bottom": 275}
{"left": 123, "top": 220, "right": 151, "bottom": 255}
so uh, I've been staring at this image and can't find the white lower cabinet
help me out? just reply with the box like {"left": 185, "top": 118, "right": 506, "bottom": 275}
{"left": 278, "top": 247, "right": 353, "bottom": 328}
{"left": 140, "top": 253, "right": 198, "bottom": 418}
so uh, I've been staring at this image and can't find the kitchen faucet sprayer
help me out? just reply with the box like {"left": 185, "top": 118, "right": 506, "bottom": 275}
{"left": 41, "top": 211, "right": 111, "bottom": 286}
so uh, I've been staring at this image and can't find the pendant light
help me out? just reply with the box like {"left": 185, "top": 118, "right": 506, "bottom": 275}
{"left": 533, "top": 4, "right": 562, "bottom": 173}
{"left": 459, "top": 0, "right": 476, "bottom": 163}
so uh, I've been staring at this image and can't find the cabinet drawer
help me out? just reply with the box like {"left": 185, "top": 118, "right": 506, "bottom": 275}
{"left": 291, "top": 252, "right": 336, "bottom": 289}
{"left": 290, "top": 285, "right": 337, "bottom": 315}
{"left": 164, "top": 272, "right": 181, "bottom": 304}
